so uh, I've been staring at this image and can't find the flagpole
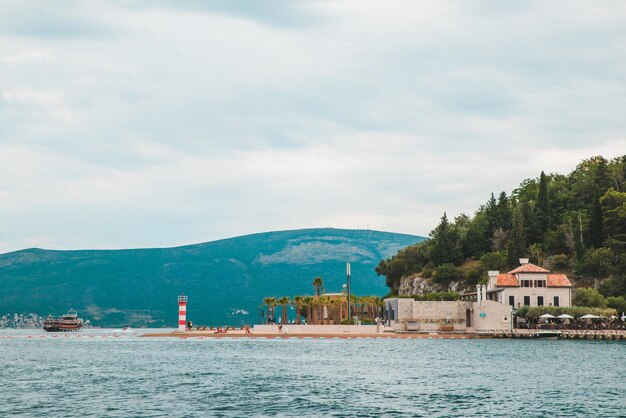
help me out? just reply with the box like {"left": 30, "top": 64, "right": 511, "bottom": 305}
{"left": 347, "top": 262, "right": 351, "bottom": 322}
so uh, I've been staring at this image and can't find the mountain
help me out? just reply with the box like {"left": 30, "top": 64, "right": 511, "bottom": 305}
{"left": 0, "top": 228, "right": 424, "bottom": 327}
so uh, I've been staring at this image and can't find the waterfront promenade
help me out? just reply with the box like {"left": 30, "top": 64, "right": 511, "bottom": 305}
{"left": 141, "top": 325, "right": 626, "bottom": 340}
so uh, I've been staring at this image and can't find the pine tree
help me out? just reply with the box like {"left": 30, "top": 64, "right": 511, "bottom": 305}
{"left": 496, "top": 191, "right": 512, "bottom": 231}
{"left": 519, "top": 198, "right": 537, "bottom": 245}
{"left": 574, "top": 211, "right": 585, "bottom": 259}
{"left": 600, "top": 188, "right": 626, "bottom": 253}
{"left": 485, "top": 193, "right": 498, "bottom": 235}
{"left": 593, "top": 156, "right": 611, "bottom": 192}
{"left": 430, "top": 212, "right": 462, "bottom": 266}
{"left": 591, "top": 188, "right": 604, "bottom": 248}
{"left": 507, "top": 205, "right": 526, "bottom": 266}
{"left": 536, "top": 171, "right": 551, "bottom": 239}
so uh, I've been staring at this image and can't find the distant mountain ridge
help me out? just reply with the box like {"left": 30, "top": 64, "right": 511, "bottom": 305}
{"left": 0, "top": 228, "right": 425, "bottom": 327}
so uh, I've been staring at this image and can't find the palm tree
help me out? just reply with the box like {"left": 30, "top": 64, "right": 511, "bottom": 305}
{"left": 278, "top": 296, "right": 290, "bottom": 324}
{"left": 338, "top": 295, "right": 344, "bottom": 323}
{"left": 312, "top": 276, "right": 324, "bottom": 297}
{"left": 268, "top": 297, "right": 278, "bottom": 324}
{"left": 319, "top": 295, "right": 330, "bottom": 324}
{"left": 263, "top": 297, "right": 274, "bottom": 324}
{"left": 293, "top": 296, "right": 303, "bottom": 324}
{"left": 302, "top": 296, "right": 313, "bottom": 324}
{"left": 372, "top": 296, "right": 385, "bottom": 319}
{"left": 360, "top": 296, "right": 369, "bottom": 320}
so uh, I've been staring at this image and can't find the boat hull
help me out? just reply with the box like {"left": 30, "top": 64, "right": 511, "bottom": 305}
{"left": 43, "top": 323, "right": 83, "bottom": 332}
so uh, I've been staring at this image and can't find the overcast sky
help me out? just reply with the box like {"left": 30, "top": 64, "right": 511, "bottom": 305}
{"left": 1, "top": 1, "right": 625, "bottom": 253}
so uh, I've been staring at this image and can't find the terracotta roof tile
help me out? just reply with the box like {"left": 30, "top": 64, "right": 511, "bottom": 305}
{"left": 507, "top": 263, "right": 549, "bottom": 274}
{"left": 496, "top": 273, "right": 519, "bottom": 287}
{"left": 547, "top": 274, "right": 573, "bottom": 287}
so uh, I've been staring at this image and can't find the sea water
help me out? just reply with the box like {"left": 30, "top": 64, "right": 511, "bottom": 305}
{"left": 0, "top": 329, "right": 624, "bottom": 417}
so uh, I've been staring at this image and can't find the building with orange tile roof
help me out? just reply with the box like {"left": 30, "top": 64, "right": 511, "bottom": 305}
{"left": 486, "top": 258, "right": 573, "bottom": 308}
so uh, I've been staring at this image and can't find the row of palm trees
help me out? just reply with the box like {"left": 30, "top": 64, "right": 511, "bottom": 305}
{"left": 261, "top": 294, "right": 384, "bottom": 325}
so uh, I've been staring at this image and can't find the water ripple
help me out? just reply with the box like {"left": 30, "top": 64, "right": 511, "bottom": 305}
{"left": 0, "top": 330, "right": 624, "bottom": 417}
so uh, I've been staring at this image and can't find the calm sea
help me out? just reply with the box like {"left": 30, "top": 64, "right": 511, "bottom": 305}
{"left": 0, "top": 329, "right": 624, "bottom": 417}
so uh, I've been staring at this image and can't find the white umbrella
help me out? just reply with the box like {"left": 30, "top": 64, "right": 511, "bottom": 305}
{"left": 557, "top": 314, "right": 574, "bottom": 319}
{"left": 539, "top": 314, "right": 556, "bottom": 319}
{"left": 580, "top": 314, "right": 600, "bottom": 319}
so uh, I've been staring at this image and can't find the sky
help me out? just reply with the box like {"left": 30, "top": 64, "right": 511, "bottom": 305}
{"left": 1, "top": 1, "right": 625, "bottom": 253}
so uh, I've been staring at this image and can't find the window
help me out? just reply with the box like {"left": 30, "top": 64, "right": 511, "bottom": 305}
{"left": 537, "top": 296, "right": 544, "bottom": 306}
{"left": 522, "top": 280, "right": 532, "bottom": 288}
{"left": 536, "top": 280, "right": 545, "bottom": 288}
{"left": 524, "top": 296, "right": 531, "bottom": 306}
{"left": 553, "top": 296, "right": 560, "bottom": 307}
{"left": 509, "top": 296, "right": 515, "bottom": 307}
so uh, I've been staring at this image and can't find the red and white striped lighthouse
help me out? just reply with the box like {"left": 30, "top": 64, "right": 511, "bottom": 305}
{"left": 178, "top": 293, "right": 188, "bottom": 332}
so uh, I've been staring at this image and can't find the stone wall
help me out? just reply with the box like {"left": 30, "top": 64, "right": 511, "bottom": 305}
{"left": 384, "top": 298, "right": 513, "bottom": 333}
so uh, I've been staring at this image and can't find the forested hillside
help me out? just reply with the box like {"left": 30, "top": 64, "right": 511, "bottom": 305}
{"left": 0, "top": 228, "right": 423, "bottom": 327}
{"left": 376, "top": 156, "right": 626, "bottom": 310}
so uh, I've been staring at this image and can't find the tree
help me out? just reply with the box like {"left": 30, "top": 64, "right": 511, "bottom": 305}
{"left": 430, "top": 212, "right": 462, "bottom": 265}
{"left": 263, "top": 297, "right": 273, "bottom": 324}
{"left": 600, "top": 188, "right": 626, "bottom": 252}
{"left": 593, "top": 155, "right": 612, "bottom": 192}
{"left": 496, "top": 191, "right": 512, "bottom": 231}
{"left": 484, "top": 193, "right": 499, "bottom": 235}
{"left": 576, "top": 248, "right": 613, "bottom": 279}
{"left": 608, "top": 155, "right": 626, "bottom": 192}
{"left": 459, "top": 212, "right": 490, "bottom": 257}
{"left": 491, "top": 228, "right": 508, "bottom": 252}
{"left": 573, "top": 288, "right": 607, "bottom": 308}
{"left": 606, "top": 296, "right": 626, "bottom": 313}
{"left": 277, "top": 296, "right": 290, "bottom": 324}
{"left": 302, "top": 296, "right": 313, "bottom": 324}
{"left": 590, "top": 189, "right": 604, "bottom": 248}
{"left": 479, "top": 251, "right": 508, "bottom": 271}
{"left": 573, "top": 211, "right": 585, "bottom": 259}
{"left": 312, "top": 276, "right": 324, "bottom": 296}
{"left": 293, "top": 296, "right": 303, "bottom": 324}
{"left": 263, "top": 297, "right": 277, "bottom": 324}
{"left": 507, "top": 205, "right": 526, "bottom": 267}
{"left": 519, "top": 198, "right": 538, "bottom": 245}
{"left": 536, "top": 171, "right": 551, "bottom": 238}
{"left": 432, "top": 263, "right": 459, "bottom": 287}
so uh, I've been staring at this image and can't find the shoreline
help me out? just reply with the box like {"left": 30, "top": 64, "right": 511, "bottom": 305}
{"left": 141, "top": 329, "right": 626, "bottom": 340}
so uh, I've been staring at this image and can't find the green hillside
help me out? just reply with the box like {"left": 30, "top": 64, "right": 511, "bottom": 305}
{"left": 0, "top": 228, "right": 424, "bottom": 327}
{"left": 376, "top": 155, "right": 626, "bottom": 312}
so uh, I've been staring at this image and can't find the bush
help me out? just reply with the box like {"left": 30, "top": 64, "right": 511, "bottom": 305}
{"left": 573, "top": 288, "right": 607, "bottom": 308}
{"left": 465, "top": 268, "right": 483, "bottom": 285}
{"left": 551, "top": 254, "right": 571, "bottom": 270}
{"left": 480, "top": 251, "right": 508, "bottom": 271}
{"left": 432, "top": 263, "right": 459, "bottom": 286}
{"left": 576, "top": 248, "right": 614, "bottom": 278}
{"left": 421, "top": 265, "right": 434, "bottom": 278}
{"left": 515, "top": 305, "right": 616, "bottom": 320}
{"left": 606, "top": 296, "right": 626, "bottom": 313}
{"left": 599, "top": 276, "right": 626, "bottom": 297}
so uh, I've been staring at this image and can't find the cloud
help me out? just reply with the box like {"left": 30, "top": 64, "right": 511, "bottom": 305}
{"left": 0, "top": 1, "right": 121, "bottom": 39}
{"left": 0, "top": 1, "right": 625, "bottom": 252}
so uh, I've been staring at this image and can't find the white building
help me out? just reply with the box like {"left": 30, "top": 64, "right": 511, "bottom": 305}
{"left": 486, "top": 258, "right": 573, "bottom": 308}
